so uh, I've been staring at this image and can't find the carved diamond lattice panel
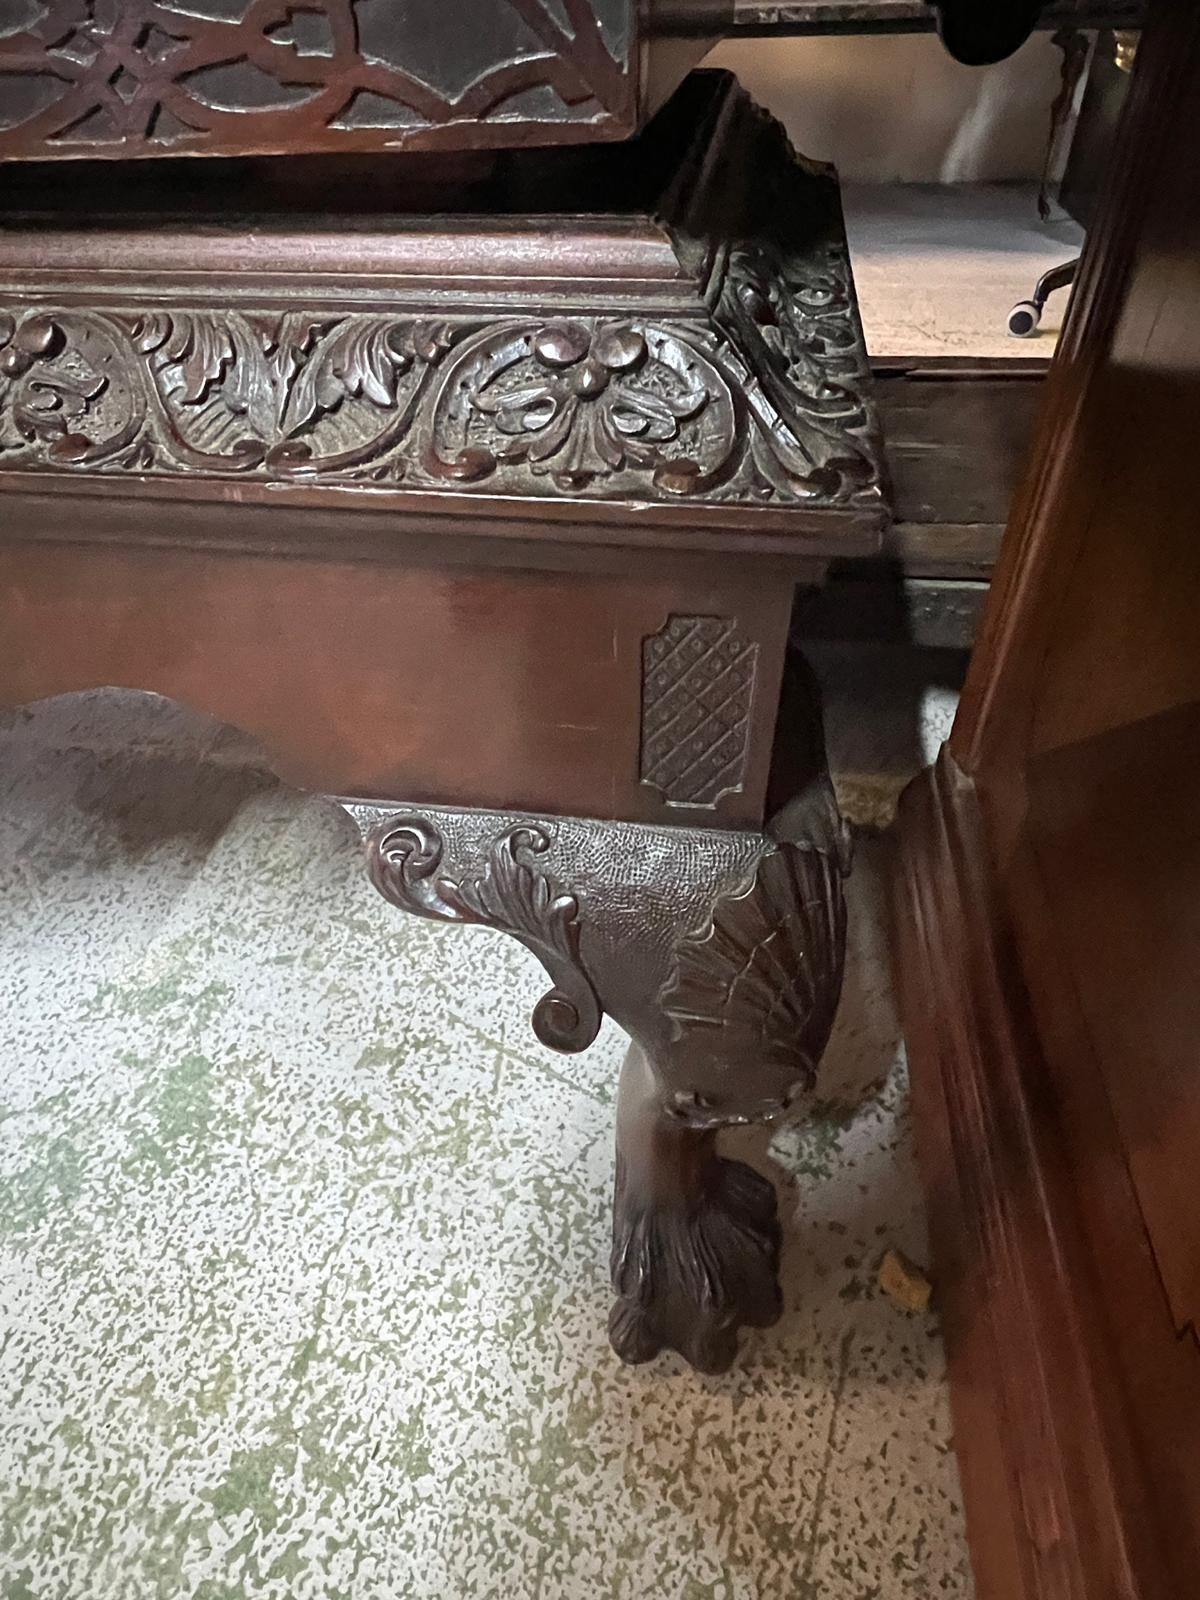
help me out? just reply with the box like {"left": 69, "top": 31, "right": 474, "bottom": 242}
{"left": 0, "top": 0, "right": 633, "bottom": 159}
{"left": 640, "top": 615, "right": 759, "bottom": 809}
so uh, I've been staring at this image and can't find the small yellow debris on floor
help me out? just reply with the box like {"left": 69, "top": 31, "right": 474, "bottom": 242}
{"left": 879, "top": 1248, "right": 934, "bottom": 1314}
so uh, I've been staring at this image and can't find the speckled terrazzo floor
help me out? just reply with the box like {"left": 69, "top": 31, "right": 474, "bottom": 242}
{"left": 0, "top": 654, "right": 970, "bottom": 1600}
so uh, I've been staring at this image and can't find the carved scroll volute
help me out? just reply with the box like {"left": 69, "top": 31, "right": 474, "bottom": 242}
{"left": 367, "top": 816, "right": 602, "bottom": 1054}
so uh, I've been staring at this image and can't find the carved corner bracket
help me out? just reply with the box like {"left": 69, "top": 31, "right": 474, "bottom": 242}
{"left": 363, "top": 792, "right": 852, "bottom": 1374}
{"left": 365, "top": 793, "right": 849, "bottom": 1132}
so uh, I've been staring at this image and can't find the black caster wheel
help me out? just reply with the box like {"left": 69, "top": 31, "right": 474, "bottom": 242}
{"left": 1008, "top": 299, "right": 1042, "bottom": 338}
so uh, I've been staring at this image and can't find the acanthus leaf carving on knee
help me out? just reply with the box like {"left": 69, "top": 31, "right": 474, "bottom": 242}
{"left": 367, "top": 813, "right": 602, "bottom": 1054}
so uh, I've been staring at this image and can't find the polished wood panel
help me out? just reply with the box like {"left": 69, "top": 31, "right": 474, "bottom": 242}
{"left": 0, "top": 540, "right": 790, "bottom": 823}
{"left": 1028, "top": 702, "right": 1200, "bottom": 1334}
{"left": 0, "top": 75, "right": 880, "bottom": 830}
{"left": 894, "top": 752, "right": 1168, "bottom": 1600}
{"left": 893, "top": 1, "right": 1200, "bottom": 1594}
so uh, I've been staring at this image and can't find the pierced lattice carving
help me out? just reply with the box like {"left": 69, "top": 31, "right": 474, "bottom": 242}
{"left": 0, "top": 0, "right": 633, "bottom": 158}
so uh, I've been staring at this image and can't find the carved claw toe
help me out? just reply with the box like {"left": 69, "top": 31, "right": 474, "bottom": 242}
{"left": 610, "top": 1156, "right": 783, "bottom": 1374}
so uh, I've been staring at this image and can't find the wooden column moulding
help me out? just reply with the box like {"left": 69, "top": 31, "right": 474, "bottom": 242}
{"left": 892, "top": 0, "right": 1200, "bottom": 1591}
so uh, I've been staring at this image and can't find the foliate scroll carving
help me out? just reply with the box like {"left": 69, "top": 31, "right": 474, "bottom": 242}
{"left": 422, "top": 321, "right": 737, "bottom": 495}
{"left": 639, "top": 615, "right": 758, "bottom": 809}
{"left": 0, "top": 308, "right": 451, "bottom": 475}
{"left": 0, "top": 301, "right": 879, "bottom": 510}
{"left": 0, "top": 79, "right": 884, "bottom": 513}
{"left": 0, "top": 0, "right": 632, "bottom": 159}
{"left": 367, "top": 816, "right": 602, "bottom": 1054}
{"left": 715, "top": 237, "right": 881, "bottom": 506}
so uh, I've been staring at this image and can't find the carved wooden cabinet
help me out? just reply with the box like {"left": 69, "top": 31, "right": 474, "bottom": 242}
{"left": 0, "top": 22, "right": 887, "bottom": 1368}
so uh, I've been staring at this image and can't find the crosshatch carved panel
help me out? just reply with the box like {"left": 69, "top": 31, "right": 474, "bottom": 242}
{"left": 0, "top": 0, "right": 635, "bottom": 159}
{"left": 640, "top": 615, "right": 759, "bottom": 809}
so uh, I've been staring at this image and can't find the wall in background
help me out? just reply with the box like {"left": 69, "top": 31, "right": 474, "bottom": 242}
{"left": 709, "top": 31, "right": 1064, "bottom": 182}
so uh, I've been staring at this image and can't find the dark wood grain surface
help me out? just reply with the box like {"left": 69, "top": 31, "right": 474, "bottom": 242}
{"left": 0, "top": 538, "right": 793, "bottom": 824}
{"left": 893, "top": 0, "right": 1200, "bottom": 1593}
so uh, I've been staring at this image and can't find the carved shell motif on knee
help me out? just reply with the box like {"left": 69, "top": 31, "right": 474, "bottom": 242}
{"left": 658, "top": 841, "right": 848, "bottom": 1126}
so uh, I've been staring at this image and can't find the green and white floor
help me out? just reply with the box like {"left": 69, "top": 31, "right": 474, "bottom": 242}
{"left": 0, "top": 651, "right": 971, "bottom": 1599}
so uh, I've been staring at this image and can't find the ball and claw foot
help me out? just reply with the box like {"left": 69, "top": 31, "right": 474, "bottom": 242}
{"left": 609, "top": 1151, "right": 784, "bottom": 1374}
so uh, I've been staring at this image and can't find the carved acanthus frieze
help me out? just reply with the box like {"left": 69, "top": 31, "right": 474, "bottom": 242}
{"left": 0, "top": 77, "right": 883, "bottom": 512}
{"left": 0, "top": 308, "right": 451, "bottom": 476}
{"left": 0, "top": 278, "right": 881, "bottom": 510}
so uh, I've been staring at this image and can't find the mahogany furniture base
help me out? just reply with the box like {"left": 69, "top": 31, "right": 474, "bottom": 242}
{"left": 0, "top": 71, "right": 885, "bottom": 1372}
